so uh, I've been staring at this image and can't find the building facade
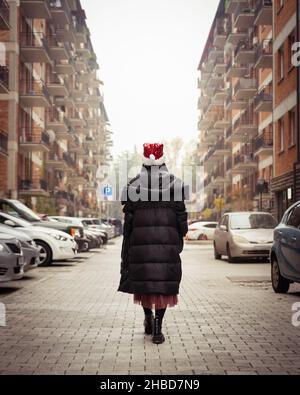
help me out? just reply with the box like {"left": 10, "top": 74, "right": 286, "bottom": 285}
{"left": 198, "top": 0, "right": 299, "bottom": 220}
{"left": 0, "top": 0, "right": 113, "bottom": 217}
{"left": 271, "top": 0, "right": 300, "bottom": 220}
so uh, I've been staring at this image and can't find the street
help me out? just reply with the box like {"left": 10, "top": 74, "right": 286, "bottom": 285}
{"left": 0, "top": 238, "right": 300, "bottom": 375}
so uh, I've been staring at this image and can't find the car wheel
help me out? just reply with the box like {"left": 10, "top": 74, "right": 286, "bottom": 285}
{"left": 227, "top": 243, "right": 235, "bottom": 263}
{"left": 35, "top": 240, "right": 52, "bottom": 267}
{"left": 271, "top": 255, "right": 290, "bottom": 294}
{"left": 214, "top": 242, "right": 221, "bottom": 260}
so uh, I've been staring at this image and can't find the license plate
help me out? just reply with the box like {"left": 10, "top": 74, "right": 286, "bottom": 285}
{"left": 17, "top": 256, "right": 24, "bottom": 266}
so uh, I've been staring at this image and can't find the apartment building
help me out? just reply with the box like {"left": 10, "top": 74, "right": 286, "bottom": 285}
{"left": 0, "top": 0, "right": 113, "bottom": 217}
{"left": 271, "top": 0, "right": 300, "bottom": 220}
{"left": 198, "top": 0, "right": 274, "bottom": 217}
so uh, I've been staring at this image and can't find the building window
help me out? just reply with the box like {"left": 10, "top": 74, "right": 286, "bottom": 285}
{"left": 288, "top": 31, "right": 296, "bottom": 70}
{"left": 278, "top": 46, "right": 285, "bottom": 82}
{"left": 278, "top": 118, "right": 284, "bottom": 153}
{"left": 288, "top": 109, "right": 296, "bottom": 147}
{"left": 277, "top": 0, "right": 284, "bottom": 13}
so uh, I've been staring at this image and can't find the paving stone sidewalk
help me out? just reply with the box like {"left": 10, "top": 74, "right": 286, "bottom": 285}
{"left": 0, "top": 239, "right": 300, "bottom": 375}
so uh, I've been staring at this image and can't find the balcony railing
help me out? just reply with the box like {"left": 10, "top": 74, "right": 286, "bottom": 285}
{"left": 0, "top": 65, "right": 9, "bottom": 90}
{"left": 20, "top": 128, "right": 50, "bottom": 146}
{"left": 233, "top": 77, "right": 257, "bottom": 96}
{"left": 254, "top": 132, "right": 273, "bottom": 152}
{"left": 254, "top": 0, "right": 272, "bottom": 24}
{"left": 20, "top": 32, "right": 50, "bottom": 50}
{"left": 234, "top": 154, "right": 256, "bottom": 166}
{"left": 19, "top": 179, "right": 48, "bottom": 191}
{"left": 253, "top": 85, "right": 272, "bottom": 111}
{"left": 234, "top": 40, "right": 255, "bottom": 58}
{"left": 0, "top": 131, "right": 8, "bottom": 155}
{"left": 20, "top": 79, "right": 51, "bottom": 102}
{"left": 0, "top": 0, "right": 9, "bottom": 29}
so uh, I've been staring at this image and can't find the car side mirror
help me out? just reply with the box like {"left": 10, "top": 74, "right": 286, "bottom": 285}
{"left": 220, "top": 225, "right": 228, "bottom": 232}
{"left": 4, "top": 220, "right": 16, "bottom": 227}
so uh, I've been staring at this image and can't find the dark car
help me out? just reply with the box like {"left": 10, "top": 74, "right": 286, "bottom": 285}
{"left": 0, "top": 199, "right": 87, "bottom": 252}
{"left": 108, "top": 218, "right": 123, "bottom": 237}
{"left": 271, "top": 201, "right": 300, "bottom": 294}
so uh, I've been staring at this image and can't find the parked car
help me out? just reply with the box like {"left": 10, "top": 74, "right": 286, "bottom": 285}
{"left": 49, "top": 216, "right": 107, "bottom": 247}
{"left": 107, "top": 218, "right": 123, "bottom": 237}
{"left": 0, "top": 224, "right": 39, "bottom": 271}
{"left": 82, "top": 218, "right": 115, "bottom": 239}
{"left": 271, "top": 201, "right": 300, "bottom": 294}
{"left": 0, "top": 234, "right": 24, "bottom": 282}
{"left": 186, "top": 221, "right": 218, "bottom": 241}
{"left": 0, "top": 213, "right": 78, "bottom": 266}
{"left": 214, "top": 212, "right": 277, "bottom": 262}
{"left": 0, "top": 199, "right": 86, "bottom": 251}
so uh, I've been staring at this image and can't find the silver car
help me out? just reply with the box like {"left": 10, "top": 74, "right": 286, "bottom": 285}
{"left": 0, "top": 234, "right": 25, "bottom": 282}
{"left": 214, "top": 212, "right": 277, "bottom": 262}
{"left": 0, "top": 224, "right": 39, "bottom": 271}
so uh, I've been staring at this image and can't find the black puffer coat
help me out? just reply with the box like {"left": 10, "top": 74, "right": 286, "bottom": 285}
{"left": 118, "top": 165, "right": 188, "bottom": 296}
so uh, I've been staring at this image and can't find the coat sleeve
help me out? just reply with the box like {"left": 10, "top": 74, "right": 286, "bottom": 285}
{"left": 175, "top": 201, "right": 188, "bottom": 238}
{"left": 120, "top": 203, "right": 133, "bottom": 275}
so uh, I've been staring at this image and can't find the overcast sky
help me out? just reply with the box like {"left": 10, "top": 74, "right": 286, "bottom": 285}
{"left": 82, "top": 0, "right": 220, "bottom": 157}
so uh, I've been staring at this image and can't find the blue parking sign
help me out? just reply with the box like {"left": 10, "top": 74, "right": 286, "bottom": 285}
{"left": 103, "top": 186, "right": 113, "bottom": 197}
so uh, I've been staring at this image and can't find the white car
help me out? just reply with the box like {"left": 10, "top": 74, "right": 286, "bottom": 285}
{"left": 0, "top": 213, "right": 78, "bottom": 266}
{"left": 214, "top": 212, "right": 276, "bottom": 262}
{"left": 187, "top": 221, "right": 218, "bottom": 241}
{"left": 0, "top": 234, "right": 25, "bottom": 282}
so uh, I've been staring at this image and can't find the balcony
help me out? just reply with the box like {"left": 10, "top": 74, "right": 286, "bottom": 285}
{"left": 49, "top": 0, "right": 71, "bottom": 26}
{"left": 254, "top": 0, "right": 272, "bottom": 26}
{"left": 68, "top": 112, "right": 86, "bottom": 128}
{"left": 233, "top": 77, "right": 257, "bottom": 100}
{"left": 254, "top": 132, "right": 273, "bottom": 157}
{"left": 213, "top": 140, "right": 231, "bottom": 158}
{"left": 0, "top": 66, "right": 9, "bottom": 93}
{"left": 20, "top": 33, "right": 52, "bottom": 64}
{"left": 21, "top": 0, "right": 52, "bottom": 18}
{"left": 226, "top": 92, "right": 249, "bottom": 111}
{"left": 46, "top": 74, "right": 69, "bottom": 98}
{"left": 233, "top": 154, "right": 257, "bottom": 174}
{"left": 55, "top": 58, "right": 76, "bottom": 75}
{"left": 255, "top": 40, "right": 272, "bottom": 69}
{"left": 226, "top": 29, "right": 247, "bottom": 47}
{"left": 214, "top": 117, "right": 231, "bottom": 129}
{"left": 85, "top": 137, "right": 98, "bottom": 149}
{"left": 46, "top": 108, "right": 70, "bottom": 134}
{"left": 213, "top": 24, "right": 227, "bottom": 48}
{"left": 20, "top": 79, "right": 51, "bottom": 107}
{"left": 0, "top": 131, "right": 8, "bottom": 156}
{"left": 75, "top": 57, "right": 87, "bottom": 73}
{"left": 233, "top": 114, "right": 257, "bottom": 139}
{"left": 226, "top": 62, "right": 248, "bottom": 78}
{"left": 234, "top": 41, "right": 256, "bottom": 64}
{"left": 213, "top": 88, "right": 228, "bottom": 104}
{"left": 226, "top": 0, "right": 249, "bottom": 14}
{"left": 254, "top": 85, "right": 272, "bottom": 112}
{"left": 214, "top": 57, "right": 226, "bottom": 75}
{"left": 233, "top": 4, "right": 255, "bottom": 29}
{"left": 77, "top": 42, "right": 93, "bottom": 59}
{"left": 48, "top": 35, "right": 70, "bottom": 61}
{"left": 0, "top": 0, "right": 9, "bottom": 29}
{"left": 19, "top": 129, "right": 50, "bottom": 152}
{"left": 46, "top": 153, "right": 69, "bottom": 170}
{"left": 63, "top": 153, "right": 77, "bottom": 171}
{"left": 19, "top": 179, "right": 49, "bottom": 197}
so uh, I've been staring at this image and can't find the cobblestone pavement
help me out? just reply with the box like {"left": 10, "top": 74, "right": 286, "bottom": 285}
{"left": 0, "top": 238, "right": 300, "bottom": 375}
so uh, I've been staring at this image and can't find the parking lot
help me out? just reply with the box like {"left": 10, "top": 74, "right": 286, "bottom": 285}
{"left": 0, "top": 238, "right": 300, "bottom": 375}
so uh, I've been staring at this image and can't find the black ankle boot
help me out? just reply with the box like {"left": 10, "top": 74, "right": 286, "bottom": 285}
{"left": 152, "top": 317, "right": 165, "bottom": 344}
{"left": 144, "top": 313, "right": 154, "bottom": 335}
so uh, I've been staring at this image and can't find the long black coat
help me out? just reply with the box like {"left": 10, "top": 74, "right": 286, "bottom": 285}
{"left": 118, "top": 165, "right": 188, "bottom": 296}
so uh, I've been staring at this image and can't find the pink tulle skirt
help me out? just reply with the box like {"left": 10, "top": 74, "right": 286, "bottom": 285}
{"left": 134, "top": 294, "right": 178, "bottom": 310}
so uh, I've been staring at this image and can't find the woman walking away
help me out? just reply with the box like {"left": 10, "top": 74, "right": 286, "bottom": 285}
{"left": 118, "top": 143, "right": 188, "bottom": 344}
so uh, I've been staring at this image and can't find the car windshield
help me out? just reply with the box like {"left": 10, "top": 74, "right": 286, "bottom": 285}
{"left": 0, "top": 214, "right": 33, "bottom": 228}
{"left": 6, "top": 200, "right": 41, "bottom": 221}
{"left": 230, "top": 214, "right": 277, "bottom": 230}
